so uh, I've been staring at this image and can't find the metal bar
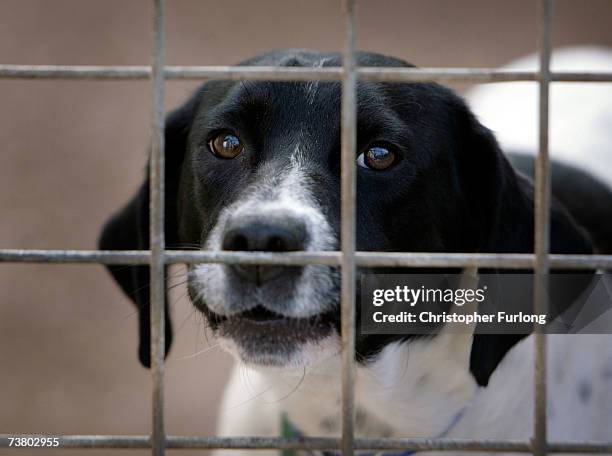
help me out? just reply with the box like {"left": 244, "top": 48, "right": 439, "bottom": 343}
{"left": 533, "top": 1, "right": 553, "bottom": 456}
{"left": 149, "top": 1, "right": 166, "bottom": 455}
{"left": 1, "top": 435, "right": 611, "bottom": 452}
{"left": 2, "top": 64, "right": 612, "bottom": 83}
{"left": 340, "top": 1, "right": 357, "bottom": 455}
{"left": 0, "top": 249, "right": 152, "bottom": 264}
{"left": 360, "top": 69, "right": 612, "bottom": 83}
{"left": 1, "top": 249, "right": 612, "bottom": 269}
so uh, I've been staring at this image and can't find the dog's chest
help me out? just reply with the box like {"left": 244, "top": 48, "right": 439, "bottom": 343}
{"left": 217, "top": 334, "right": 612, "bottom": 445}
{"left": 280, "top": 376, "right": 397, "bottom": 438}
{"left": 266, "top": 339, "right": 478, "bottom": 439}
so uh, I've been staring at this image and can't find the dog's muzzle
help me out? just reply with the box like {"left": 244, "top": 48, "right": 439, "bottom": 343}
{"left": 188, "top": 165, "right": 340, "bottom": 366}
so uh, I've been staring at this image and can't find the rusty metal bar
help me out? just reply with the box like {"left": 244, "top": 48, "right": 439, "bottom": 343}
{"left": 2, "top": 64, "right": 612, "bottom": 83}
{"left": 533, "top": 1, "right": 553, "bottom": 456}
{"left": 149, "top": 0, "right": 166, "bottom": 455}
{"left": 340, "top": 0, "right": 357, "bottom": 455}
{"left": 1, "top": 435, "right": 612, "bottom": 452}
{"left": 1, "top": 249, "right": 612, "bottom": 269}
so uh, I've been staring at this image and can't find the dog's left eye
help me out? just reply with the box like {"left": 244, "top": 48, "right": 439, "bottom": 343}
{"left": 357, "top": 145, "right": 397, "bottom": 170}
{"left": 208, "top": 132, "right": 244, "bottom": 159}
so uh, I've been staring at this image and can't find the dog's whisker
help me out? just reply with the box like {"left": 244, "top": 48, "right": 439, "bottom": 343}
{"left": 239, "top": 365, "right": 253, "bottom": 396}
{"left": 200, "top": 314, "right": 213, "bottom": 347}
{"left": 171, "top": 291, "right": 196, "bottom": 331}
{"left": 220, "top": 388, "right": 273, "bottom": 414}
{"left": 167, "top": 277, "right": 189, "bottom": 287}
{"left": 108, "top": 269, "right": 191, "bottom": 301}
{"left": 218, "top": 365, "right": 275, "bottom": 413}
{"left": 173, "top": 343, "right": 221, "bottom": 361}
{"left": 264, "top": 366, "right": 307, "bottom": 404}
{"left": 242, "top": 364, "right": 260, "bottom": 397}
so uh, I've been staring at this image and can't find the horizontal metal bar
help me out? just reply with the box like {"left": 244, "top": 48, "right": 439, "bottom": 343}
{"left": 359, "top": 67, "right": 538, "bottom": 82}
{"left": 355, "top": 252, "right": 611, "bottom": 269}
{"left": 551, "top": 72, "right": 612, "bottom": 82}
{"left": 1, "top": 249, "right": 611, "bottom": 269}
{"left": 0, "top": 249, "right": 151, "bottom": 264}
{"left": 1, "top": 435, "right": 611, "bottom": 452}
{"left": 361, "top": 68, "right": 612, "bottom": 83}
{"left": 166, "top": 250, "right": 341, "bottom": 265}
{"left": 0, "top": 65, "right": 151, "bottom": 79}
{"left": 0, "top": 65, "right": 340, "bottom": 81}
{"left": 0, "top": 249, "right": 339, "bottom": 265}
{"left": 1, "top": 64, "right": 612, "bottom": 83}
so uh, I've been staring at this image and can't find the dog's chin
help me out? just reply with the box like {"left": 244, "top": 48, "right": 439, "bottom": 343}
{"left": 209, "top": 306, "right": 341, "bottom": 368}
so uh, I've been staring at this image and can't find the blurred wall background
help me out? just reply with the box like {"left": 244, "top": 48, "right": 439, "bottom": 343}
{"left": 1, "top": 1, "right": 611, "bottom": 455}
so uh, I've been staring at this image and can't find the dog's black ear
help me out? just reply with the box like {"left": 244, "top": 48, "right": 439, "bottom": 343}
{"left": 99, "top": 178, "right": 167, "bottom": 368}
{"left": 453, "top": 99, "right": 593, "bottom": 386}
{"left": 98, "top": 94, "right": 199, "bottom": 368}
{"left": 454, "top": 101, "right": 534, "bottom": 255}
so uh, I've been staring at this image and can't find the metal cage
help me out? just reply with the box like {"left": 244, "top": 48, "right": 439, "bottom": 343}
{"left": 2, "top": 1, "right": 612, "bottom": 455}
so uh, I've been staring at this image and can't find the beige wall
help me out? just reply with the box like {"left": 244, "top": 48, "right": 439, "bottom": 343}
{"left": 1, "top": 1, "right": 611, "bottom": 454}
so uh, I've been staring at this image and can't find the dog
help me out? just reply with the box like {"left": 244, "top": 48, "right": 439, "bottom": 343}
{"left": 467, "top": 46, "right": 612, "bottom": 255}
{"left": 99, "top": 49, "right": 612, "bottom": 454}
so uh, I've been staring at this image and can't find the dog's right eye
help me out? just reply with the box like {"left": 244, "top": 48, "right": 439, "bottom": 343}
{"left": 208, "top": 132, "right": 244, "bottom": 159}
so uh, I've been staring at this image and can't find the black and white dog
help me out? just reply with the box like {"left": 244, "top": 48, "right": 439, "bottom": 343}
{"left": 100, "top": 49, "right": 612, "bottom": 452}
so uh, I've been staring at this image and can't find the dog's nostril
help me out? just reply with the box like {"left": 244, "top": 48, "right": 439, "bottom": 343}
{"left": 267, "top": 235, "right": 287, "bottom": 252}
{"left": 223, "top": 233, "right": 249, "bottom": 252}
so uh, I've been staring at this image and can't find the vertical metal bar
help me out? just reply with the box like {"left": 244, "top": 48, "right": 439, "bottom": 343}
{"left": 150, "top": 0, "right": 166, "bottom": 455}
{"left": 340, "top": 0, "right": 357, "bottom": 455}
{"left": 533, "top": 1, "right": 553, "bottom": 456}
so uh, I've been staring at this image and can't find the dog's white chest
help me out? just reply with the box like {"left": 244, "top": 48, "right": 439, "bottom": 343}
{"left": 215, "top": 334, "right": 612, "bottom": 452}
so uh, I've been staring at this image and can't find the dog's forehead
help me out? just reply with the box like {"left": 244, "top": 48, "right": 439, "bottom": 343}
{"left": 216, "top": 49, "right": 419, "bottom": 121}
{"left": 238, "top": 49, "right": 415, "bottom": 69}
{"left": 213, "top": 79, "right": 413, "bottom": 141}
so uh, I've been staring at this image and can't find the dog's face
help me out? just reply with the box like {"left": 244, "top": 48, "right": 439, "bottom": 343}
{"left": 100, "top": 49, "right": 592, "bottom": 386}
{"left": 180, "top": 53, "right": 466, "bottom": 368}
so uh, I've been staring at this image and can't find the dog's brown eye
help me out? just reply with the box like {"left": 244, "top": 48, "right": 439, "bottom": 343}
{"left": 357, "top": 146, "right": 396, "bottom": 170}
{"left": 209, "top": 133, "right": 244, "bottom": 159}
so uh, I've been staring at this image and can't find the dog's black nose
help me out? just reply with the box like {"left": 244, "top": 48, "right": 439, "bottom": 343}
{"left": 222, "top": 214, "right": 308, "bottom": 285}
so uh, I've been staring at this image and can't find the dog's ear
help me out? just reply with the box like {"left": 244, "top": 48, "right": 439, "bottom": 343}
{"left": 453, "top": 98, "right": 593, "bottom": 386}
{"left": 98, "top": 93, "right": 199, "bottom": 368}
{"left": 454, "top": 100, "right": 534, "bottom": 255}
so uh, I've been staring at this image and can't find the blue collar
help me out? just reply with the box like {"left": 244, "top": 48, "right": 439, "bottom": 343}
{"left": 281, "top": 404, "right": 468, "bottom": 456}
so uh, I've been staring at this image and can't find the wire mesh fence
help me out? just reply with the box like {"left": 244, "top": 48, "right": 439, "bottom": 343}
{"left": 1, "top": 0, "right": 612, "bottom": 454}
